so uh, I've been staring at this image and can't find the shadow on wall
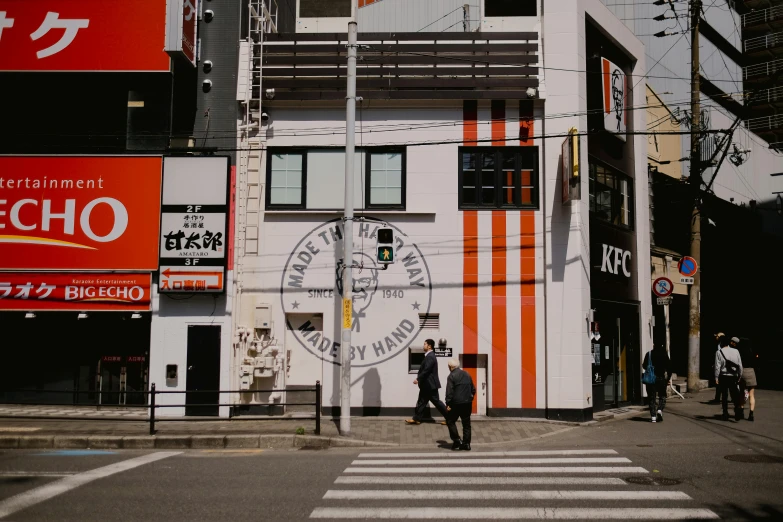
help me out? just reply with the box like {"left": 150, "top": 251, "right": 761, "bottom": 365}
{"left": 353, "top": 368, "right": 382, "bottom": 416}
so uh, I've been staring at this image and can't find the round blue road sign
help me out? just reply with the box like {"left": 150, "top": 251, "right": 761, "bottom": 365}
{"left": 678, "top": 256, "right": 698, "bottom": 277}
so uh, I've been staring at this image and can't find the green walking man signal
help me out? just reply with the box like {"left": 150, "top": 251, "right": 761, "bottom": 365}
{"left": 376, "top": 227, "right": 395, "bottom": 265}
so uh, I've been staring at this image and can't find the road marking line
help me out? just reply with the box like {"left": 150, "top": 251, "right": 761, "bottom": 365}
{"left": 323, "top": 490, "right": 692, "bottom": 500}
{"left": 357, "top": 450, "right": 618, "bottom": 458}
{"left": 343, "top": 466, "right": 649, "bottom": 474}
{"left": 309, "top": 507, "right": 720, "bottom": 519}
{"left": 0, "top": 451, "right": 181, "bottom": 520}
{"left": 351, "top": 458, "right": 632, "bottom": 465}
{"left": 0, "top": 472, "right": 76, "bottom": 477}
{"left": 334, "top": 476, "right": 629, "bottom": 485}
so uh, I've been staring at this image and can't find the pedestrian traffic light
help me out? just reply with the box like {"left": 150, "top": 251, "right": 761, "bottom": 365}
{"left": 376, "top": 227, "right": 395, "bottom": 264}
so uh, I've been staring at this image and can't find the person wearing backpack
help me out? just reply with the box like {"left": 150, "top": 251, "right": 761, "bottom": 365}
{"left": 642, "top": 344, "right": 671, "bottom": 423}
{"left": 715, "top": 336, "right": 743, "bottom": 421}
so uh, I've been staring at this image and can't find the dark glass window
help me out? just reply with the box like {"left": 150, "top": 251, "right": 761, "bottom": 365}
{"left": 588, "top": 162, "right": 634, "bottom": 228}
{"left": 485, "top": 0, "right": 537, "bottom": 17}
{"left": 458, "top": 147, "right": 539, "bottom": 210}
{"left": 300, "top": 0, "right": 351, "bottom": 17}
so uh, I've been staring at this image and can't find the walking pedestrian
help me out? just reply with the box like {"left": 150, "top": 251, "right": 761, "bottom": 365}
{"left": 736, "top": 338, "right": 757, "bottom": 422}
{"left": 715, "top": 336, "right": 743, "bottom": 421}
{"left": 406, "top": 339, "right": 448, "bottom": 425}
{"left": 710, "top": 332, "right": 727, "bottom": 404}
{"left": 444, "top": 359, "right": 475, "bottom": 451}
{"left": 642, "top": 344, "right": 671, "bottom": 423}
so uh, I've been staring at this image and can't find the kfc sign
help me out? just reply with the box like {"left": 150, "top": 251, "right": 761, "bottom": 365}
{"left": 0, "top": 273, "right": 151, "bottom": 311}
{"left": 165, "top": 0, "right": 198, "bottom": 66}
{"left": 0, "top": 0, "right": 170, "bottom": 72}
{"left": 602, "top": 57, "right": 627, "bottom": 140}
{"left": 0, "top": 157, "right": 162, "bottom": 270}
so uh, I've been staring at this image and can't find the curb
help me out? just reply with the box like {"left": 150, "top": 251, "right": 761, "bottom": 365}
{"left": 0, "top": 434, "right": 395, "bottom": 450}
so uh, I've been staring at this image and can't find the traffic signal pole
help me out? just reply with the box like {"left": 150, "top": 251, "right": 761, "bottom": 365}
{"left": 340, "top": 19, "right": 358, "bottom": 436}
{"left": 687, "top": 0, "right": 703, "bottom": 391}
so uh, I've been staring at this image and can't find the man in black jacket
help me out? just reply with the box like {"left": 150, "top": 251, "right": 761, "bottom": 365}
{"left": 445, "top": 358, "right": 476, "bottom": 451}
{"left": 406, "top": 339, "right": 448, "bottom": 425}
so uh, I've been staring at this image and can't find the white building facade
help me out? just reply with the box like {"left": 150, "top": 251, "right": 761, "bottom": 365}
{"left": 231, "top": 0, "right": 653, "bottom": 421}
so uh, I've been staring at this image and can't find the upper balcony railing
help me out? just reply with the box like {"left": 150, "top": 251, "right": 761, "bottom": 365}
{"left": 745, "top": 113, "right": 783, "bottom": 132}
{"left": 743, "top": 5, "right": 783, "bottom": 27}
{"left": 743, "top": 58, "right": 783, "bottom": 80}
{"left": 745, "top": 31, "right": 783, "bottom": 52}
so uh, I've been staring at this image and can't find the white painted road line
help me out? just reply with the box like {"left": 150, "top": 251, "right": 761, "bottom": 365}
{"left": 0, "top": 452, "right": 181, "bottom": 520}
{"left": 0, "top": 472, "right": 76, "bottom": 478}
{"left": 335, "top": 476, "right": 629, "bottom": 485}
{"left": 323, "top": 489, "right": 693, "bottom": 501}
{"left": 357, "top": 450, "right": 618, "bottom": 458}
{"left": 352, "top": 457, "right": 632, "bottom": 465}
{"left": 344, "top": 466, "right": 649, "bottom": 474}
{"left": 310, "top": 507, "right": 720, "bottom": 519}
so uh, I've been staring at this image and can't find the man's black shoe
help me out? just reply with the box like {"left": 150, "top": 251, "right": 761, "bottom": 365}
{"left": 722, "top": 413, "right": 730, "bottom": 421}
{"left": 451, "top": 441, "right": 462, "bottom": 451}
{"left": 460, "top": 443, "right": 471, "bottom": 451}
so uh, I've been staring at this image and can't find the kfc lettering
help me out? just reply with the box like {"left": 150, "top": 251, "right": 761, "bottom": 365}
{"left": 0, "top": 273, "right": 151, "bottom": 311}
{"left": 0, "top": 157, "right": 162, "bottom": 270}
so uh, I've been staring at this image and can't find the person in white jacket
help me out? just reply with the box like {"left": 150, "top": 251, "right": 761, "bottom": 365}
{"left": 714, "top": 336, "right": 743, "bottom": 421}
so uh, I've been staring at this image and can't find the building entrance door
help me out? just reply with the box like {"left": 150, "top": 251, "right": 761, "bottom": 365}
{"left": 98, "top": 356, "right": 124, "bottom": 406}
{"left": 592, "top": 300, "right": 641, "bottom": 409}
{"left": 186, "top": 325, "right": 221, "bottom": 416}
{"left": 460, "top": 354, "right": 487, "bottom": 415}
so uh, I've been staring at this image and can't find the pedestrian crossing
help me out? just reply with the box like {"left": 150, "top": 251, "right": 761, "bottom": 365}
{"left": 309, "top": 448, "right": 720, "bottom": 520}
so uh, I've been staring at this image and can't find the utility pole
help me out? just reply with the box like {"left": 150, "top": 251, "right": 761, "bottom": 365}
{"left": 687, "top": 0, "right": 703, "bottom": 391}
{"left": 340, "top": 19, "right": 358, "bottom": 436}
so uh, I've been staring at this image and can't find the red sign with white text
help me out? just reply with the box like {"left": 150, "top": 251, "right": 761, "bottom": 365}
{"left": 0, "top": 0, "right": 170, "bottom": 72}
{"left": 0, "top": 157, "right": 163, "bottom": 270}
{"left": 0, "top": 273, "right": 152, "bottom": 311}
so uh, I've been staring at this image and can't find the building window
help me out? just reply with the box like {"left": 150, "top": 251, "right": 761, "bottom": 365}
{"left": 485, "top": 0, "right": 537, "bottom": 17}
{"left": 266, "top": 148, "right": 405, "bottom": 210}
{"left": 368, "top": 151, "right": 404, "bottom": 208}
{"left": 458, "top": 147, "right": 539, "bottom": 210}
{"left": 269, "top": 152, "right": 305, "bottom": 208}
{"left": 299, "top": 0, "right": 351, "bottom": 17}
{"left": 588, "top": 162, "right": 634, "bottom": 228}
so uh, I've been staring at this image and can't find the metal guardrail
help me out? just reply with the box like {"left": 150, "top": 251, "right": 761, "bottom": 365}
{"left": 745, "top": 31, "right": 783, "bottom": 52}
{"left": 745, "top": 113, "right": 783, "bottom": 131}
{"left": 743, "top": 5, "right": 783, "bottom": 27}
{"left": 0, "top": 381, "right": 323, "bottom": 436}
{"left": 743, "top": 58, "right": 783, "bottom": 80}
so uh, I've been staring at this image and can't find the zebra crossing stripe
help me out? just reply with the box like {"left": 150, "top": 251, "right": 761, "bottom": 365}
{"left": 322, "top": 490, "right": 693, "bottom": 500}
{"left": 351, "top": 457, "right": 632, "bottom": 465}
{"left": 357, "top": 450, "right": 619, "bottom": 458}
{"left": 343, "top": 466, "right": 649, "bottom": 474}
{"left": 309, "top": 507, "right": 720, "bottom": 519}
{"left": 335, "top": 476, "right": 629, "bottom": 485}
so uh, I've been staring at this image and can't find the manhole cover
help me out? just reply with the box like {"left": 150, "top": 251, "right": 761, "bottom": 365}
{"left": 724, "top": 454, "right": 783, "bottom": 464}
{"left": 625, "top": 476, "right": 682, "bottom": 486}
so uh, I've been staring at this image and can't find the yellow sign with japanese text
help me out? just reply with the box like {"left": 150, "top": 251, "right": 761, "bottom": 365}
{"left": 342, "top": 298, "right": 352, "bottom": 329}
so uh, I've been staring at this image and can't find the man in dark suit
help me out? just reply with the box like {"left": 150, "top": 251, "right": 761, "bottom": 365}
{"left": 445, "top": 358, "right": 476, "bottom": 450}
{"left": 406, "top": 339, "right": 448, "bottom": 425}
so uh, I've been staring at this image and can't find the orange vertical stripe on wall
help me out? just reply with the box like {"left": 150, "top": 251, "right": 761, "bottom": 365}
{"left": 520, "top": 211, "right": 536, "bottom": 408}
{"left": 463, "top": 100, "right": 479, "bottom": 414}
{"left": 491, "top": 211, "right": 508, "bottom": 408}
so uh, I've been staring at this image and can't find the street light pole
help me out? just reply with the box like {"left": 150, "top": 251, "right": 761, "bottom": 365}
{"left": 340, "top": 19, "right": 358, "bottom": 436}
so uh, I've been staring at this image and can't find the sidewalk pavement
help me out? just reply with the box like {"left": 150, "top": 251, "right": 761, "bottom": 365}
{"left": 0, "top": 404, "right": 647, "bottom": 450}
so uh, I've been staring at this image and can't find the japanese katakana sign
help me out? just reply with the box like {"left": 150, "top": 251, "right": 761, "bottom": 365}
{"left": 0, "top": 273, "right": 151, "bottom": 311}
{"left": 159, "top": 157, "right": 230, "bottom": 294}
{"left": 164, "top": 0, "right": 198, "bottom": 66}
{"left": 0, "top": 0, "right": 170, "bottom": 72}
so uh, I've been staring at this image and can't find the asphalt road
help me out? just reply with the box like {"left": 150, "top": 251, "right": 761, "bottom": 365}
{"left": 0, "top": 398, "right": 781, "bottom": 521}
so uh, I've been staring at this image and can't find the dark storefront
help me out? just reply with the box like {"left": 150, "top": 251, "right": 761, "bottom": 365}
{"left": 1, "top": 312, "right": 151, "bottom": 406}
{"left": 586, "top": 22, "right": 642, "bottom": 411}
